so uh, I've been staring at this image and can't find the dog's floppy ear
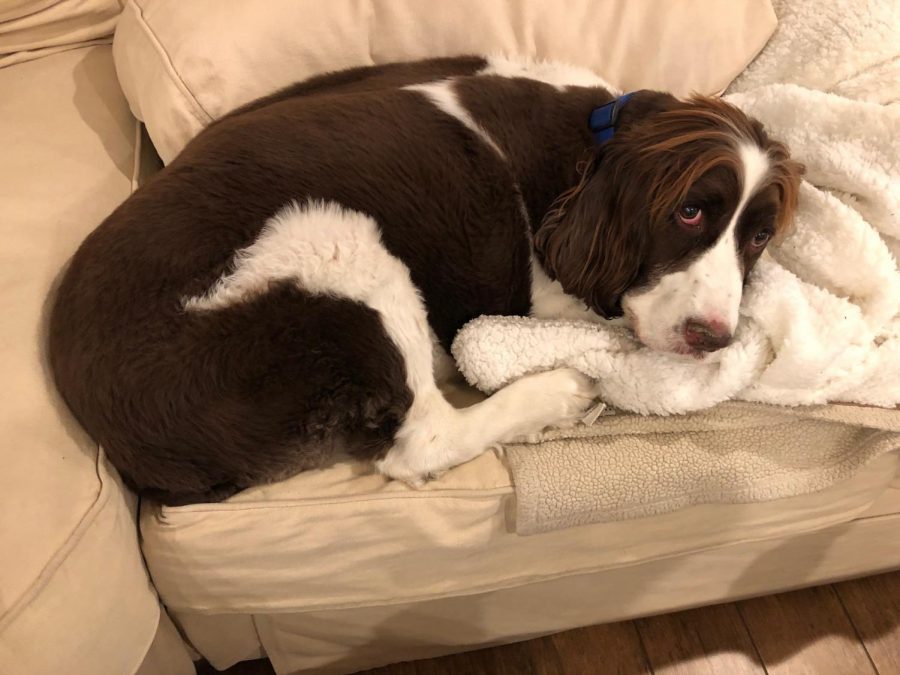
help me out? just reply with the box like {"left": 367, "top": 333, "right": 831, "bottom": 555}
{"left": 534, "top": 91, "right": 679, "bottom": 317}
{"left": 534, "top": 156, "right": 647, "bottom": 318}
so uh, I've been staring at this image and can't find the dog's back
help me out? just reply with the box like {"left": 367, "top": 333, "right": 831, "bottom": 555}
{"left": 49, "top": 56, "right": 540, "bottom": 503}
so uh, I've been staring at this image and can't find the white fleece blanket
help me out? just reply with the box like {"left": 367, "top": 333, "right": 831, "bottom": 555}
{"left": 452, "top": 0, "right": 900, "bottom": 415}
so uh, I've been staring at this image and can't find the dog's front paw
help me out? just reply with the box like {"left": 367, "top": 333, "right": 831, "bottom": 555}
{"left": 375, "top": 452, "right": 449, "bottom": 488}
{"left": 501, "top": 368, "right": 598, "bottom": 442}
{"left": 525, "top": 367, "right": 599, "bottom": 423}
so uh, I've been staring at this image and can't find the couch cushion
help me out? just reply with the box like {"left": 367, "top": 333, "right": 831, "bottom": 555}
{"left": 112, "top": 0, "right": 777, "bottom": 163}
{"left": 0, "top": 46, "right": 160, "bottom": 675}
{"left": 141, "top": 421, "right": 900, "bottom": 615}
{"left": 177, "top": 501, "right": 900, "bottom": 673}
{"left": 0, "top": 0, "right": 123, "bottom": 66}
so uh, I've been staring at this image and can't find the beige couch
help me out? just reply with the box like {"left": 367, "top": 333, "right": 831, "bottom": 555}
{"left": 1, "top": 2, "right": 898, "bottom": 674}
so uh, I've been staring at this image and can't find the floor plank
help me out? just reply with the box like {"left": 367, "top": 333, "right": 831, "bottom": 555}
{"left": 367, "top": 622, "right": 651, "bottom": 675}
{"left": 535, "top": 623, "right": 651, "bottom": 675}
{"left": 738, "top": 584, "right": 877, "bottom": 675}
{"left": 835, "top": 572, "right": 900, "bottom": 675}
{"left": 635, "top": 602, "right": 765, "bottom": 674}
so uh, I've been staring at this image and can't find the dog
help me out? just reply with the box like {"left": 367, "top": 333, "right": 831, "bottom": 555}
{"left": 48, "top": 56, "right": 803, "bottom": 503}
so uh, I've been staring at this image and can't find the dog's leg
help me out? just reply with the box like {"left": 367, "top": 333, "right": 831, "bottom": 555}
{"left": 359, "top": 237, "right": 598, "bottom": 483}
{"left": 377, "top": 367, "right": 597, "bottom": 485}
{"left": 326, "top": 236, "right": 599, "bottom": 486}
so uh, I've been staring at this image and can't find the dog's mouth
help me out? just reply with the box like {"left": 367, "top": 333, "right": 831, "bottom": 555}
{"left": 625, "top": 307, "right": 734, "bottom": 362}
{"left": 669, "top": 334, "right": 734, "bottom": 362}
{"left": 631, "top": 324, "right": 727, "bottom": 362}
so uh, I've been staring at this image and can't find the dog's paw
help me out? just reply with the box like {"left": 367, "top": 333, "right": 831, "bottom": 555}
{"left": 501, "top": 368, "right": 598, "bottom": 442}
{"left": 374, "top": 452, "right": 449, "bottom": 488}
{"left": 524, "top": 367, "right": 599, "bottom": 422}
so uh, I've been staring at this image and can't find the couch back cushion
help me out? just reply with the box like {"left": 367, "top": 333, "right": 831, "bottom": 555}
{"left": 113, "top": 0, "right": 777, "bottom": 163}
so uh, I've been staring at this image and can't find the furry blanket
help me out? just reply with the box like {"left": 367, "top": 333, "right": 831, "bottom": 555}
{"left": 452, "top": 0, "right": 900, "bottom": 415}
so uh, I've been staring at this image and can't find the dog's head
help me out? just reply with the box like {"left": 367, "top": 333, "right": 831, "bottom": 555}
{"left": 535, "top": 91, "right": 804, "bottom": 357}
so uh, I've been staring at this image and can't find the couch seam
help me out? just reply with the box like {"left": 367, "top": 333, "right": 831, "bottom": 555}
{"left": 126, "top": 0, "right": 212, "bottom": 125}
{"left": 0, "top": 37, "right": 113, "bottom": 70}
{"left": 154, "top": 486, "right": 515, "bottom": 517}
{"left": 0, "top": 446, "right": 111, "bottom": 632}
{"left": 1, "top": 11, "right": 119, "bottom": 57}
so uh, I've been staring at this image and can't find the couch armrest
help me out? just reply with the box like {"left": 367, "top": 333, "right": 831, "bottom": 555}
{"left": 0, "top": 45, "right": 170, "bottom": 675}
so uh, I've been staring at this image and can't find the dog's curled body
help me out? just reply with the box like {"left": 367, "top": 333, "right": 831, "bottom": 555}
{"left": 49, "top": 56, "right": 802, "bottom": 503}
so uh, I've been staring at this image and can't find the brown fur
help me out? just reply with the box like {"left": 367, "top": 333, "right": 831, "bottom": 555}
{"left": 48, "top": 58, "right": 803, "bottom": 504}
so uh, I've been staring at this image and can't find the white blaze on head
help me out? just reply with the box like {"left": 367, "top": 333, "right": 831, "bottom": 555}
{"left": 622, "top": 142, "right": 770, "bottom": 357}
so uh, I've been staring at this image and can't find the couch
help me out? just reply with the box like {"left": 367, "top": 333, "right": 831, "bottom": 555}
{"left": 1, "top": 1, "right": 898, "bottom": 674}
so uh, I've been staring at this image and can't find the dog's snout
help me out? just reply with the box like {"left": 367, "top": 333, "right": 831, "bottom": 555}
{"left": 683, "top": 318, "right": 732, "bottom": 352}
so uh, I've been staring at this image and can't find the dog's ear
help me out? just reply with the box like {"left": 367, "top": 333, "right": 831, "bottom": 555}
{"left": 534, "top": 156, "right": 647, "bottom": 318}
{"left": 533, "top": 91, "right": 672, "bottom": 316}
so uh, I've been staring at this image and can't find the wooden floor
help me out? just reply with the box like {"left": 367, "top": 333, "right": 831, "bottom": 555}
{"left": 198, "top": 570, "right": 900, "bottom": 675}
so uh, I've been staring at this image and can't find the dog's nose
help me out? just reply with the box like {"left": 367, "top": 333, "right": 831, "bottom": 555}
{"left": 683, "top": 318, "right": 732, "bottom": 352}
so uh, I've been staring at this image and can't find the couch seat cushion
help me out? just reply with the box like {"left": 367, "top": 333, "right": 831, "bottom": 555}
{"left": 141, "top": 417, "right": 900, "bottom": 616}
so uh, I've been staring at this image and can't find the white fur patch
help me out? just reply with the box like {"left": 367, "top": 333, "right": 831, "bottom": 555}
{"left": 738, "top": 143, "right": 771, "bottom": 203}
{"left": 480, "top": 55, "right": 619, "bottom": 92}
{"left": 184, "top": 201, "right": 436, "bottom": 396}
{"left": 186, "top": 200, "right": 597, "bottom": 484}
{"left": 405, "top": 81, "right": 506, "bottom": 159}
{"left": 530, "top": 258, "right": 605, "bottom": 323}
{"left": 622, "top": 143, "right": 771, "bottom": 354}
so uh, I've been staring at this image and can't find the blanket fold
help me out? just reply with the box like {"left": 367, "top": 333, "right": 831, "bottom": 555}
{"left": 506, "top": 402, "right": 900, "bottom": 535}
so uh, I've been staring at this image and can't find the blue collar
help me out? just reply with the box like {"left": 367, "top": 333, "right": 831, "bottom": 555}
{"left": 589, "top": 92, "right": 634, "bottom": 144}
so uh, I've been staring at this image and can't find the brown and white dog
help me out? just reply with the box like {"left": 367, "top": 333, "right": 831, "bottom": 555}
{"left": 49, "top": 56, "right": 803, "bottom": 503}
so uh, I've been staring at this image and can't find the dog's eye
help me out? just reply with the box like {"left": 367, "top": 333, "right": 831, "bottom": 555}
{"left": 677, "top": 204, "right": 703, "bottom": 229}
{"left": 752, "top": 228, "right": 774, "bottom": 247}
